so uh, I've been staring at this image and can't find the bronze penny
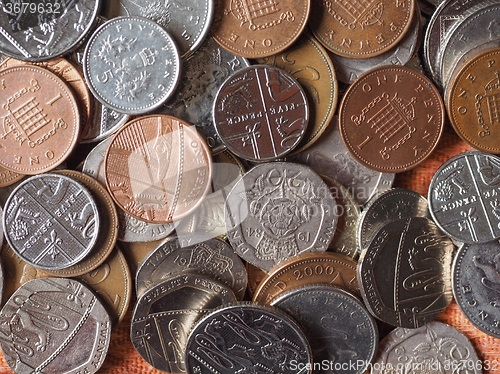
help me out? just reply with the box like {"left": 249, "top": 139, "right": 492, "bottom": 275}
{"left": 445, "top": 47, "right": 500, "bottom": 153}
{"left": 310, "top": 0, "right": 415, "bottom": 59}
{"left": 0, "top": 66, "right": 80, "bottom": 174}
{"left": 246, "top": 262, "right": 267, "bottom": 298}
{"left": 211, "top": 0, "right": 310, "bottom": 58}
{"left": 256, "top": 32, "right": 338, "bottom": 154}
{"left": 104, "top": 115, "right": 212, "bottom": 223}
{"left": 252, "top": 252, "right": 360, "bottom": 305}
{"left": 0, "top": 165, "right": 23, "bottom": 188}
{"left": 339, "top": 66, "right": 445, "bottom": 172}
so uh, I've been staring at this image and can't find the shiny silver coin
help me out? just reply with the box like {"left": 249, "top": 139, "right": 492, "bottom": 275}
{"left": 158, "top": 36, "right": 250, "bottom": 153}
{"left": 81, "top": 100, "right": 130, "bottom": 143}
{"left": 372, "top": 321, "right": 481, "bottom": 374}
{"left": 135, "top": 236, "right": 247, "bottom": 300}
{"left": 271, "top": 285, "right": 378, "bottom": 374}
{"left": 185, "top": 303, "right": 312, "bottom": 374}
{"left": 101, "top": 0, "right": 214, "bottom": 59}
{"left": 0, "top": 277, "right": 111, "bottom": 373}
{"left": 83, "top": 16, "right": 181, "bottom": 115}
{"left": 428, "top": 151, "right": 500, "bottom": 244}
{"left": 225, "top": 162, "right": 338, "bottom": 272}
{"left": 131, "top": 273, "right": 236, "bottom": 373}
{"left": 453, "top": 240, "right": 500, "bottom": 339}
{"left": 0, "top": 0, "right": 100, "bottom": 61}
{"left": 3, "top": 173, "right": 100, "bottom": 270}
{"left": 358, "top": 217, "right": 454, "bottom": 328}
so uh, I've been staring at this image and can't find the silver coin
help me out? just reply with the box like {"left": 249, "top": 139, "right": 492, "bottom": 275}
{"left": 3, "top": 173, "right": 100, "bottom": 270}
{"left": 135, "top": 236, "right": 247, "bottom": 300}
{"left": 271, "top": 285, "right": 378, "bottom": 374}
{"left": 225, "top": 162, "right": 338, "bottom": 272}
{"left": 0, "top": 0, "right": 100, "bottom": 61}
{"left": 131, "top": 273, "right": 236, "bottom": 373}
{"left": 83, "top": 16, "right": 181, "bottom": 115}
{"left": 289, "top": 119, "right": 395, "bottom": 205}
{"left": 372, "top": 321, "right": 481, "bottom": 374}
{"left": 101, "top": 0, "right": 214, "bottom": 59}
{"left": 428, "top": 151, "right": 500, "bottom": 244}
{"left": 0, "top": 277, "right": 111, "bottom": 374}
{"left": 185, "top": 303, "right": 312, "bottom": 374}
{"left": 158, "top": 36, "right": 250, "bottom": 153}
{"left": 81, "top": 101, "right": 130, "bottom": 143}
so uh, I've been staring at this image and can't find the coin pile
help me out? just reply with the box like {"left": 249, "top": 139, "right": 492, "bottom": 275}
{"left": 0, "top": 0, "right": 498, "bottom": 373}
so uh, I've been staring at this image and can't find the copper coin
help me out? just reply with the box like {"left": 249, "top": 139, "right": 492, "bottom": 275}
{"left": 0, "top": 66, "right": 80, "bottom": 174}
{"left": 211, "top": 0, "right": 310, "bottom": 58}
{"left": 0, "top": 165, "right": 23, "bottom": 187}
{"left": 118, "top": 239, "right": 167, "bottom": 277}
{"left": 310, "top": 0, "right": 415, "bottom": 59}
{"left": 445, "top": 47, "right": 500, "bottom": 153}
{"left": 252, "top": 252, "right": 360, "bottom": 305}
{"left": 339, "top": 66, "right": 445, "bottom": 172}
{"left": 246, "top": 262, "right": 267, "bottom": 298}
{"left": 104, "top": 115, "right": 212, "bottom": 223}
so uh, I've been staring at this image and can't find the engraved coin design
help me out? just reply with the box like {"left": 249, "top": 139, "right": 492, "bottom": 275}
{"left": 81, "top": 101, "right": 130, "bottom": 143}
{"left": 83, "top": 17, "right": 181, "bottom": 115}
{"left": 310, "top": 0, "right": 415, "bottom": 59}
{"left": 0, "top": 66, "right": 80, "bottom": 174}
{"left": 253, "top": 252, "right": 360, "bottom": 305}
{"left": 3, "top": 173, "right": 100, "bottom": 270}
{"left": 339, "top": 66, "right": 445, "bottom": 172}
{"left": 358, "top": 217, "right": 455, "bottom": 328}
{"left": 453, "top": 240, "right": 500, "bottom": 339}
{"left": 135, "top": 236, "right": 247, "bottom": 300}
{"left": 118, "top": 239, "right": 166, "bottom": 276}
{"left": 372, "top": 321, "right": 481, "bottom": 374}
{"left": 225, "top": 162, "right": 338, "bottom": 271}
{"left": 185, "top": 303, "right": 312, "bottom": 374}
{"left": 0, "top": 0, "right": 100, "bottom": 61}
{"left": 214, "top": 65, "right": 309, "bottom": 161}
{"left": 211, "top": 0, "right": 310, "bottom": 58}
{"left": 0, "top": 165, "right": 23, "bottom": 188}
{"left": 0, "top": 277, "right": 111, "bottom": 374}
{"left": 131, "top": 273, "right": 237, "bottom": 373}
{"left": 428, "top": 151, "right": 500, "bottom": 244}
{"left": 271, "top": 285, "right": 378, "bottom": 374}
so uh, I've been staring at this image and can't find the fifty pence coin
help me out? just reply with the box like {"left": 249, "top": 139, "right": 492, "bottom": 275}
{"left": 214, "top": 65, "right": 309, "bottom": 162}
{"left": 185, "top": 303, "right": 312, "bottom": 374}
{"left": 225, "top": 162, "right": 338, "bottom": 272}
{"left": 3, "top": 173, "right": 100, "bottom": 270}
{"left": 83, "top": 17, "right": 181, "bottom": 115}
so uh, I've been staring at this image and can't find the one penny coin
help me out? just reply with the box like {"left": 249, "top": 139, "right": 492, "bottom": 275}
{"left": 104, "top": 115, "right": 212, "bottom": 224}
{"left": 0, "top": 165, "right": 23, "bottom": 188}
{"left": 339, "top": 66, "right": 444, "bottom": 172}
{"left": 0, "top": 66, "right": 80, "bottom": 174}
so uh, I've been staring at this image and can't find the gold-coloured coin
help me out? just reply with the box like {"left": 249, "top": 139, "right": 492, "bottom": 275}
{"left": 246, "top": 262, "right": 267, "bottom": 298}
{"left": 119, "top": 238, "right": 168, "bottom": 277}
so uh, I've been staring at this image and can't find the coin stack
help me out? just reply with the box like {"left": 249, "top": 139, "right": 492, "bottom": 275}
{"left": 0, "top": 0, "right": 498, "bottom": 373}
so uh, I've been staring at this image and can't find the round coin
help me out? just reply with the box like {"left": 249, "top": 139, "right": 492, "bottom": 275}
{"left": 338, "top": 66, "right": 445, "bottom": 172}
{"left": 3, "top": 173, "right": 100, "bottom": 270}
{"left": 83, "top": 17, "right": 181, "bottom": 115}
{"left": 214, "top": 65, "right": 309, "bottom": 161}
{"left": 0, "top": 165, "right": 23, "bottom": 188}
{"left": 0, "top": 66, "right": 80, "bottom": 174}
{"left": 185, "top": 303, "right": 312, "bottom": 374}
{"left": 225, "top": 162, "right": 338, "bottom": 271}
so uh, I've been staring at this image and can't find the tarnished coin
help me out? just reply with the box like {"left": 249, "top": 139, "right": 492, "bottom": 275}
{"left": 211, "top": 0, "right": 310, "bottom": 58}
{"left": 225, "top": 162, "right": 338, "bottom": 271}
{"left": 339, "top": 66, "right": 445, "bottom": 172}
{"left": 131, "top": 273, "right": 236, "bottom": 373}
{"left": 358, "top": 217, "right": 455, "bottom": 328}
{"left": 271, "top": 285, "right": 378, "bottom": 374}
{"left": 104, "top": 115, "right": 212, "bottom": 224}
{"left": 83, "top": 17, "right": 181, "bottom": 115}
{"left": 185, "top": 303, "right": 312, "bottom": 374}
{"left": 246, "top": 262, "right": 267, "bottom": 298}
{"left": 135, "top": 236, "right": 247, "bottom": 300}
{"left": 3, "top": 173, "right": 100, "bottom": 270}
{"left": 0, "top": 165, "right": 23, "bottom": 188}
{"left": 0, "top": 0, "right": 100, "bottom": 61}
{"left": 310, "top": 0, "right": 415, "bottom": 59}
{"left": 0, "top": 277, "right": 111, "bottom": 374}
{"left": 253, "top": 252, "right": 360, "bottom": 305}
{"left": 0, "top": 65, "right": 80, "bottom": 174}
{"left": 256, "top": 32, "right": 338, "bottom": 154}
{"left": 372, "top": 321, "right": 481, "bottom": 374}
{"left": 428, "top": 151, "right": 500, "bottom": 244}
{"left": 119, "top": 239, "right": 166, "bottom": 276}
{"left": 214, "top": 65, "right": 309, "bottom": 161}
